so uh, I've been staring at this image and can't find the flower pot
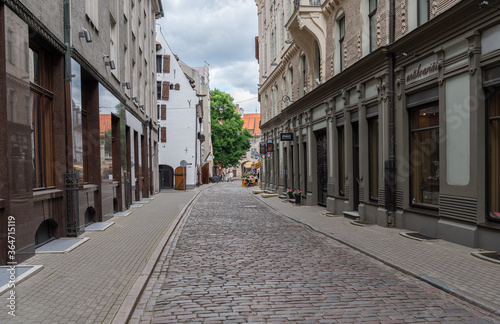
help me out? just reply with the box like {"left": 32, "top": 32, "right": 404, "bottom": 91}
{"left": 294, "top": 195, "right": 301, "bottom": 204}
{"left": 288, "top": 192, "right": 294, "bottom": 199}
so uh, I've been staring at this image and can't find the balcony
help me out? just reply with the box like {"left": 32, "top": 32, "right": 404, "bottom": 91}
{"left": 294, "top": 0, "right": 322, "bottom": 10}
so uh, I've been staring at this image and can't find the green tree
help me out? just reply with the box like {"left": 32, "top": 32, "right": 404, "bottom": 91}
{"left": 210, "top": 89, "right": 252, "bottom": 168}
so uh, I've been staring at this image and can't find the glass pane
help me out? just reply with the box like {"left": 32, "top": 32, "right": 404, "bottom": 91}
{"left": 29, "top": 48, "right": 40, "bottom": 85}
{"left": 411, "top": 127, "right": 439, "bottom": 206}
{"left": 369, "top": 117, "right": 379, "bottom": 200}
{"left": 418, "top": 0, "right": 429, "bottom": 26}
{"left": 32, "top": 92, "right": 42, "bottom": 188}
{"left": 338, "top": 126, "right": 345, "bottom": 195}
{"left": 370, "top": 15, "right": 377, "bottom": 52}
{"left": 411, "top": 105, "right": 439, "bottom": 129}
{"left": 339, "top": 17, "right": 345, "bottom": 38}
{"left": 369, "top": 0, "right": 377, "bottom": 12}
{"left": 491, "top": 91, "right": 500, "bottom": 218}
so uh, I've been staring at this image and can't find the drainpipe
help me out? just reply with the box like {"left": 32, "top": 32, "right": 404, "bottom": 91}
{"left": 64, "top": 0, "right": 80, "bottom": 236}
{"left": 385, "top": 0, "right": 396, "bottom": 227}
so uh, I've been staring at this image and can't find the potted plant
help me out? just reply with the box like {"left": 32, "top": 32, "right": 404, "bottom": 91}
{"left": 287, "top": 188, "right": 294, "bottom": 199}
{"left": 292, "top": 189, "right": 302, "bottom": 204}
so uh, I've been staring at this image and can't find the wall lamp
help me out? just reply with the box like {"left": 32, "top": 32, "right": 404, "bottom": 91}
{"left": 132, "top": 97, "right": 139, "bottom": 102}
{"left": 79, "top": 28, "right": 92, "bottom": 42}
{"left": 285, "top": 40, "right": 293, "bottom": 44}
{"left": 479, "top": 1, "right": 500, "bottom": 9}
{"left": 122, "top": 82, "right": 131, "bottom": 89}
{"left": 139, "top": 105, "right": 145, "bottom": 112}
{"left": 282, "top": 95, "right": 294, "bottom": 103}
{"left": 271, "top": 62, "right": 278, "bottom": 66}
{"left": 262, "top": 75, "right": 268, "bottom": 79}
{"left": 105, "top": 60, "right": 116, "bottom": 69}
{"left": 257, "top": 83, "right": 262, "bottom": 87}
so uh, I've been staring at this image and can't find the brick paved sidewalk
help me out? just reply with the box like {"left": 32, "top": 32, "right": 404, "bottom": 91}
{"left": 0, "top": 188, "right": 205, "bottom": 324}
{"left": 252, "top": 189, "right": 500, "bottom": 316}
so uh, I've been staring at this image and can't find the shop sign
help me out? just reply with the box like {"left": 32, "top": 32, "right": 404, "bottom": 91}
{"left": 405, "top": 54, "right": 438, "bottom": 85}
{"left": 259, "top": 142, "right": 267, "bottom": 154}
{"left": 280, "top": 133, "right": 293, "bottom": 141}
{"left": 266, "top": 139, "right": 274, "bottom": 153}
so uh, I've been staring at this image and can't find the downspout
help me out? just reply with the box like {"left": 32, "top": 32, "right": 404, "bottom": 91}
{"left": 64, "top": 0, "right": 80, "bottom": 236}
{"left": 385, "top": 0, "right": 396, "bottom": 226}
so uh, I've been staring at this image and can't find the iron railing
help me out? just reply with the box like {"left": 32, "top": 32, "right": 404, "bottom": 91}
{"left": 65, "top": 172, "right": 80, "bottom": 236}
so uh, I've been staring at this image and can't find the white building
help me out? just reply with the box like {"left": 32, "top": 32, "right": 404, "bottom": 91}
{"left": 156, "top": 25, "right": 207, "bottom": 189}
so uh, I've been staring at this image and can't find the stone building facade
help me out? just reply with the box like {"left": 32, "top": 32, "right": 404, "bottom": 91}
{"left": 0, "top": 0, "right": 162, "bottom": 264}
{"left": 256, "top": 0, "right": 500, "bottom": 250}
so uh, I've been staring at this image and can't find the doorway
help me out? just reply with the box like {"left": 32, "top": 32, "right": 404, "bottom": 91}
{"left": 316, "top": 131, "right": 327, "bottom": 206}
{"left": 159, "top": 165, "right": 174, "bottom": 189}
{"left": 352, "top": 122, "right": 360, "bottom": 210}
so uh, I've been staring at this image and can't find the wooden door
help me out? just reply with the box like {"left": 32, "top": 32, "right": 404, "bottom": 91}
{"left": 202, "top": 163, "right": 209, "bottom": 184}
{"left": 174, "top": 166, "right": 186, "bottom": 190}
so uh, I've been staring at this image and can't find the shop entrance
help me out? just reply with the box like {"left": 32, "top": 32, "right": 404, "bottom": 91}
{"left": 316, "top": 131, "right": 327, "bottom": 206}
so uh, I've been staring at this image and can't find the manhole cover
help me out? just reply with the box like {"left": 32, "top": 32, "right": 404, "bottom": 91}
{"left": 400, "top": 232, "right": 435, "bottom": 241}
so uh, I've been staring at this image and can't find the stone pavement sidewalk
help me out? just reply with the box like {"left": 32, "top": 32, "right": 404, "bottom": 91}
{"left": 252, "top": 189, "right": 500, "bottom": 317}
{"left": 0, "top": 187, "right": 208, "bottom": 324}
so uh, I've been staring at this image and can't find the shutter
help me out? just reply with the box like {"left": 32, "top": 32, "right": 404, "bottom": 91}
{"left": 161, "top": 104, "right": 166, "bottom": 120}
{"left": 163, "top": 55, "right": 170, "bottom": 73}
{"left": 161, "top": 127, "right": 166, "bottom": 142}
{"left": 162, "top": 82, "right": 170, "bottom": 100}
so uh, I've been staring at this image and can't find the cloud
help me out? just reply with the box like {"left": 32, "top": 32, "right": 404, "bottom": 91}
{"left": 159, "top": 0, "right": 259, "bottom": 111}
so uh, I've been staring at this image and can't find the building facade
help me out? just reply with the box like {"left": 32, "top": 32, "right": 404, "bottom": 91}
{"left": 240, "top": 112, "right": 261, "bottom": 176}
{"left": 256, "top": 0, "right": 500, "bottom": 250}
{"left": 156, "top": 25, "right": 210, "bottom": 189}
{"left": 0, "top": 0, "right": 162, "bottom": 264}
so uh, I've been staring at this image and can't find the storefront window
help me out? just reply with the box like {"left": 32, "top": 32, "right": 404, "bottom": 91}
{"left": 490, "top": 90, "right": 500, "bottom": 219}
{"left": 410, "top": 104, "right": 439, "bottom": 207}
{"left": 338, "top": 125, "right": 345, "bottom": 196}
{"left": 368, "top": 116, "right": 379, "bottom": 200}
{"left": 30, "top": 46, "right": 55, "bottom": 189}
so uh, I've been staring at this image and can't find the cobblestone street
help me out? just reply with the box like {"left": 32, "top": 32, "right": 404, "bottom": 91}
{"left": 132, "top": 184, "right": 499, "bottom": 323}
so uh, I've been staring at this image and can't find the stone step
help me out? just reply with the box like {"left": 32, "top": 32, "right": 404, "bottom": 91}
{"left": 343, "top": 211, "right": 360, "bottom": 220}
{"left": 261, "top": 193, "right": 279, "bottom": 198}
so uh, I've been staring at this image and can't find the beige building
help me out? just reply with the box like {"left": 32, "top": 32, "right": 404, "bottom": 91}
{"left": 256, "top": 0, "right": 500, "bottom": 251}
{"left": 0, "top": 0, "right": 162, "bottom": 264}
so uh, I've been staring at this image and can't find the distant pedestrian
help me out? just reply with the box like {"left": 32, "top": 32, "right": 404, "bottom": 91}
{"left": 229, "top": 171, "right": 233, "bottom": 182}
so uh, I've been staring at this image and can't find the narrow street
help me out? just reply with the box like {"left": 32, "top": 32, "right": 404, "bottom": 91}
{"left": 131, "top": 184, "right": 498, "bottom": 323}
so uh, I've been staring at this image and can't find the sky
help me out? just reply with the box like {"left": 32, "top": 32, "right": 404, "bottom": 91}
{"left": 158, "top": 0, "right": 261, "bottom": 114}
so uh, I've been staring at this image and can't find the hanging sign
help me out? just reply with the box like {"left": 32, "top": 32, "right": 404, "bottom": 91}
{"left": 259, "top": 142, "right": 267, "bottom": 154}
{"left": 280, "top": 133, "right": 293, "bottom": 141}
{"left": 266, "top": 139, "right": 274, "bottom": 153}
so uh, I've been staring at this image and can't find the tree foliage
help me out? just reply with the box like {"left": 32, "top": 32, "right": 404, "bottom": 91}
{"left": 210, "top": 89, "right": 252, "bottom": 168}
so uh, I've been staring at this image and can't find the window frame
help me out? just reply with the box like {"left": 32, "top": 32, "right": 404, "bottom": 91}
{"left": 338, "top": 16, "right": 345, "bottom": 72}
{"left": 487, "top": 88, "right": 500, "bottom": 221}
{"left": 367, "top": 113, "right": 379, "bottom": 201}
{"left": 369, "top": 0, "right": 377, "bottom": 52}
{"left": 409, "top": 102, "right": 440, "bottom": 209}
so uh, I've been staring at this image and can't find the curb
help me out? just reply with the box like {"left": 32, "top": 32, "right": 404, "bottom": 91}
{"left": 111, "top": 187, "right": 208, "bottom": 324}
{"left": 251, "top": 193, "right": 500, "bottom": 318}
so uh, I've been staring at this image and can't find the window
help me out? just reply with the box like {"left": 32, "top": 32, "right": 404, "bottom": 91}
{"left": 110, "top": 19, "right": 118, "bottom": 74}
{"left": 162, "top": 82, "right": 169, "bottom": 100}
{"left": 163, "top": 55, "right": 170, "bottom": 73}
{"left": 160, "top": 127, "right": 166, "bottom": 143}
{"left": 85, "top": 0, "right": 99, "bottom": 29}
{"left": 300, "top": 55, "right": 306, "bottom": 97}
{"left": 288, "top": 67, "right": 293, "bottom": 100}
{"left": 489, "top": 89, "right": 500, "bottom": 219}
{"left": 410, "top": 104, "right": 439, "bottom": 207}
{"left": 160, "top": 104, "right": 166, "bottom": 120}
{"left": 368, "top": 115, "right": 379, "bottom": 200}
{"left": 156, "top": 56, "right": 162, "bottom": 73}
{"left": 338, "top": 125, "right": 345, "bottom": 196}
{"left": 369, "top": 0, "right": 377, "bottom": 52}
{"left": 30, "top": 47, "right": 55, "bottom": 189}
{"left": 157, "top": 81, "right": 161, "bottom": 100}
{"left": 313, "top": 40, "right": 321, "bottom": 87}
{"left": 338, "top": 16, "right": 345, "bottom": 72}
{"left": 418, "top": 0, "right": 429, "bottom": 26}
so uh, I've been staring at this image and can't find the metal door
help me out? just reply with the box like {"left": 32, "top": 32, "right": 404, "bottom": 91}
{"left": 316, "top": 131, "right": 327, "bottom": 206}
